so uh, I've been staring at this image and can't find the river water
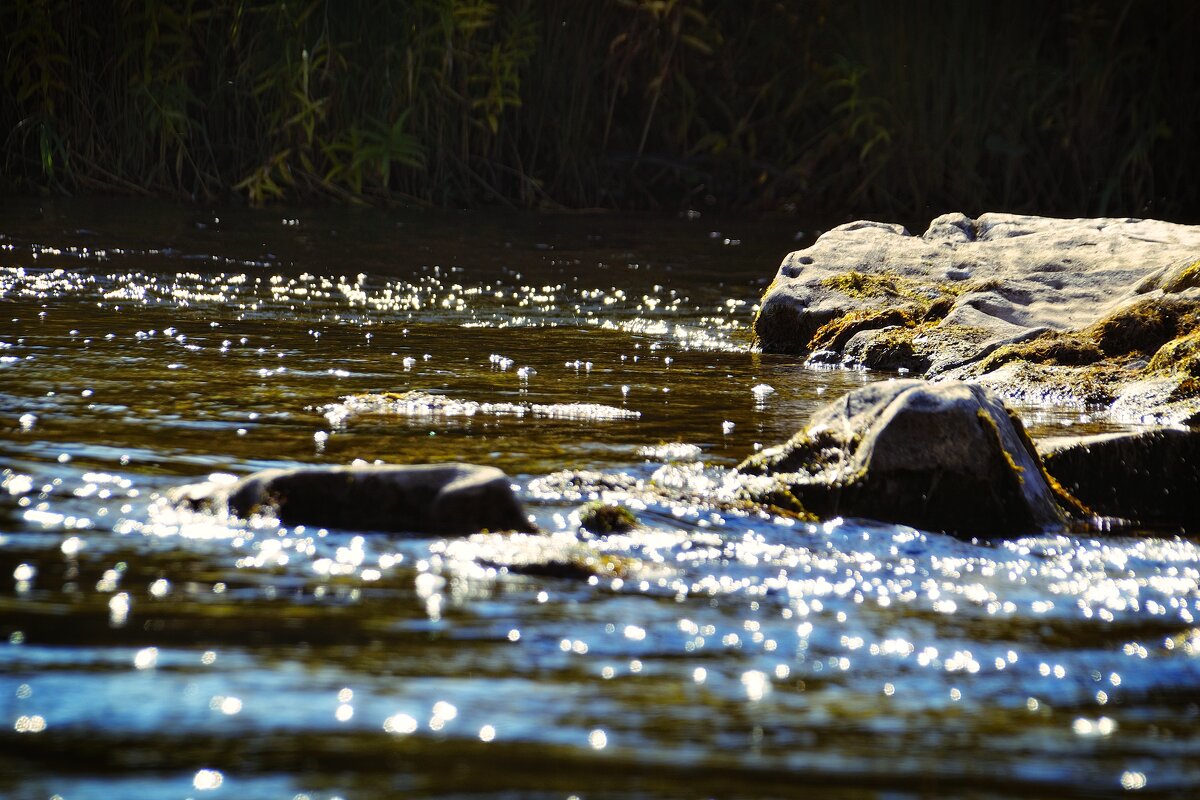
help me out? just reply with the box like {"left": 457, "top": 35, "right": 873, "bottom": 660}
{"left": 1, "top": 200, "right": 1198, "bottom": 799}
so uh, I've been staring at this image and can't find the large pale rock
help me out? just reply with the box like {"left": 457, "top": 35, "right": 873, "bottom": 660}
{"left": 1038, "top": 429, "right": 1200, "bottom": 528}
{"left": 738, "top": 380, "right": 1070, "bottom": 537}
{"left": 178, "top": 463, "right": 535, "bottom": 535}
{"left": 754, "top": 213, "right": 1200, "bottom": 423}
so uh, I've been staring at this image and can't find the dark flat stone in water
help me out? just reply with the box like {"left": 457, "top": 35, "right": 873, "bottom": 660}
{"left": 1039, "top": 427, "right": 1200, "bottom": 529}
{"left": 222, "top": 463, "right": 535, "bottom": 535}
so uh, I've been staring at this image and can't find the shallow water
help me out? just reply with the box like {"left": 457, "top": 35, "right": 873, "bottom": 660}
{"left": 1, "top": 199, "right": 1199, "bottom": 799}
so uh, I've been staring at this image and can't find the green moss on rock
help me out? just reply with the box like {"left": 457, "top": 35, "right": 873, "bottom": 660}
{"left": 849, "top": 324, "right": 933, "bottom": 372}
{"left": 977, "top": 332, "right": 1104, "bottom": 373}
{"left": 1161, "top": 259, "right": 1200, "bottom": 293}
{"left": 1170, "top": 377, "right": 1200, "bottom": 402}
{"left": 818, "top": 269, "right": 965, "bottom": 307}
{"left": 1085, "top": 297, "right": 1200, "bottom": 357}
{"left": 1004, "top": 408, "right": 1092, "bottom": 518}
{"left": 738, "top": 429, "right": 852, "bottom": 478}
{"left": 821, "top": 271, "right": 902, "bottom": 299}
{"left": 807, "top": 307, "right": 920, "bottom": 352}
{"left": 1148, "top": 329, "right": 1200, "bottom": 377}
{"left": 758, "top": 267, "right": 962, "bottom": 360}
{"left": 732, "top": 479, "right": 818, "bottom": 522}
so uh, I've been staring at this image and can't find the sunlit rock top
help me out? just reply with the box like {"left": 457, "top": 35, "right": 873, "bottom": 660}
{"left": 754, "top": 213, "right": 1200, "bottom": 424}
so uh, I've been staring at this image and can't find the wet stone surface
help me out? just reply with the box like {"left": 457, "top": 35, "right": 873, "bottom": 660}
{"left": 1, "top": 200, "right": 1199, "bottom": 798}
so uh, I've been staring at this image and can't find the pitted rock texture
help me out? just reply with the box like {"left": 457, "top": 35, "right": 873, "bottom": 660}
{"left": 754, "top": 213, "right": 1200, "bottom": 423}
{"left": 738, "top": 380, "right": 1070, "bottom": 537}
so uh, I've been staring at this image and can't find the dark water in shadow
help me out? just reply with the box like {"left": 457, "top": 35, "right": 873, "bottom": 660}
{"left": 1, "top": 199, "right": 1198, "bottom": 799}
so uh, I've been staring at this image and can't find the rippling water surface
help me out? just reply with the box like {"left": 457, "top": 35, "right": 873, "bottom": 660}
{"left": 1, "top": 200, "right": 1199, "bottom": 799}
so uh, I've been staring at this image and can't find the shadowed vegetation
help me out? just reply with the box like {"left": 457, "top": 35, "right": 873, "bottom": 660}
{"left": 3, "top": 0, "right": 1198, "bottom": 215}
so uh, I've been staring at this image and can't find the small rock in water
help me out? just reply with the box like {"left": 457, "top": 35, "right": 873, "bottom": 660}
{"left": 577, "top": 501, "right": 637, "bottom": 534}
{"left": 722, "top": 420, "right": 735, "bottom": 434}
{"left": 197, "top": 463, "right": 536, "bottom": 535}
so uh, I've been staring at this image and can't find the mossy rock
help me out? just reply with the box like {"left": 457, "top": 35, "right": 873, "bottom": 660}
{"left": 1148, "top": 329, "right": 1200, "bottom": 377}
{"left": 758, "top": 266, "right": 959, "bottom": 358}
{"left": 820, "top": 271, "right": 915, "bottom": 300}
{"left": 805, "top": 272, "right": 957, "bottom": 356}
{"left": 977, "top": 331, "right": 1104, "bottom": 373}
{"left": 753, "top": 298, "right": 843, "bottom": 355}
{"left": 1160, "top": 258, "right": 1200, "bottom": 293}
{"left": 807, "top": 307, "right": 918, "bottom": 352}
{"left": 1170, "top": 377, "right": 1200, "bottom": 401}
{"left": 729, "top": 476, "right": 819, "bottom": 522}
{"left": 577, "top": 501, "right": 637, "bottom": 534}
{"left": 1084, "top": 296, "right": 1200, "bottom": 357}
{"left": 739, "top": 380, "right": 1069, "bottom": 537}
{"left": 842, "top": 324, "right": 932, "bottom": 372}
{"left": 1002, "top": 407, "right": 1091, "bottom": 518}
{"left": 976, "top": 296, "right": 1200, "bottom": 374}
{"left": 739, "top": 428, "right": 850, "bottom": 478}
{"left": 976, "top": 359, "right": 1129, "bottom": 406}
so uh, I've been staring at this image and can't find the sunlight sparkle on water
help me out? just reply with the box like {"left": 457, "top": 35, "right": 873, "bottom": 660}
{"left": 741, "top": 670, "right": 770, "bottom": 702}
{"left": 1121, "top": 771, "right": 1147, "bottom": 790}
{"left": 213, "top": 696, "right": 243, "bottom": 715}
{"left": 133, "top": 647, "right": 158, "bottom": 670}
{"left": 193, "top": 769, "right": 224, "bottom": 790}
{"left": 14, "top": 715, "right": 46, "bottom": 733}
{"left": 383, "top": 714, "right": 418, "bottom": 735}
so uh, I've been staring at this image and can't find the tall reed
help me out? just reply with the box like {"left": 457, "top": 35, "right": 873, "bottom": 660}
{"left": 2, "top": 0, "right": 1197, "bottom": 218}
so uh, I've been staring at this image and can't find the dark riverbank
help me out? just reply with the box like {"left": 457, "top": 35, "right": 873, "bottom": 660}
{"left": 4, "top": 1, "right": 1199, "bottom": 219}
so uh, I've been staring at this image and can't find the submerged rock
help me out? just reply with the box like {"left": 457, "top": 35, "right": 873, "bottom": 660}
{"left": 181, "top": 463, "right": 535, "bottom": 535}
{"left": 754, "top": 213, "right": 1200, "bottom": 422}
{"left": 319, "top": 390, "right": 640, "bottom": 427}
{"left": 1039, "top": 428, "right": 1200, "bottom": 528}
{"left": 434, "top": 529, "right": 659, "bottom": 584}
{"left": 738, "top": 380, "right": 1070, "bottom": 537}
{"left": 576, "top": 501, "right": 638, "bottom": 534}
